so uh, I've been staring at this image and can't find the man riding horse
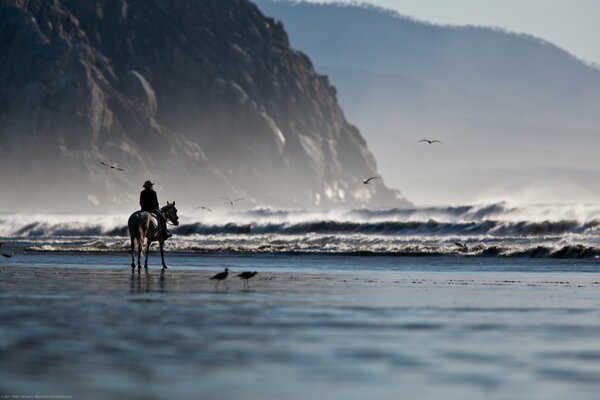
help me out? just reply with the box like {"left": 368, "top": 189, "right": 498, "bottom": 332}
{"left": 129, "top": 180, "right": 179, "bottom": 269}
{"left": 140, "top": 180, "right": 172, "bottom": 239}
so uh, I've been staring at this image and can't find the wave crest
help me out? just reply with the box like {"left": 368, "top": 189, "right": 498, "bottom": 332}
{"left": 5, "top": 203, "right": 600, "bottom": 259}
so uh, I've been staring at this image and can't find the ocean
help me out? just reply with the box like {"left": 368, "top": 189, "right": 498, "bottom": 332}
{"left": 1, "top": 203, "right": 600, "bottom": 399}
{"left": 3, "top": 202, "right": 600, "bottom": 258}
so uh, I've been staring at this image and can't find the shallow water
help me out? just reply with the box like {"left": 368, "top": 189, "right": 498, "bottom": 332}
{"left": 1, "top": 254, "right": 600, "bottom": 399}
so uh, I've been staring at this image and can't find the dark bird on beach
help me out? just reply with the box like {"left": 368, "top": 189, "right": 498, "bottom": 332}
{"left": 238, "top": 271, "right": 257, "bottom": 287}
{"left": 454, "top": 241, "right": 468, "bottom": 252}
{"left": 362, "top": 176, "right": 379, "bottom": 184}
{"left": 2, "top": 252, "right": 13, "bottom": 258}
{"left": 418, "top": 139, "right": 444, "bottom": 144}
{"left": 210, "top": 268, "right": 229, "bottom": 287}
{"left": 100, "top": 161, "right": 124, "bottom": 171}
{"left": 221, "top": 197, "right": 244, "bottom": 206}
{"left": 195, "top": 206, "right": 212, "bottom": 212}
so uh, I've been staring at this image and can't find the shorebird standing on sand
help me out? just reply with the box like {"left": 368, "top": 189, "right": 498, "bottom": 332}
{"left": 417, "top": 139, "right": 444, "bottom": 145}
{"left": 362, "top": 176, "right": 379, "bottom": 184}
{"left": 237, "top": 271, "right": 257, "bottom": 287}
{"left": 211, "top": 268, "right": 229, "bottom": 288}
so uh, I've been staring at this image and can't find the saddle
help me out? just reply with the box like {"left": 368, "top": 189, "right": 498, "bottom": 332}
{"left": 145, "top": 211, "right": 164, "bottom": 238}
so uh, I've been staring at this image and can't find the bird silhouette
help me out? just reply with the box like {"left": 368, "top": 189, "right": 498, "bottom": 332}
{"left": 2, "top": 252, "right": 13, "bottom": 258}
{"left": 237, "top": 271, "right": 257, "bottom": 287}
{"left": 210, "top": 268, "right": 229, "bottom": 288}
{"left": 454, "top": 241, "right": 468, "bottom": 252}
{"left": 195, "top": 206, "right": 212, "bottom": 212}
{"left": 418, "top": 139, "right": 444, "bottom": 145}
{"left": 100, "top": 161, "right": 124, "bottom": 171}
{"left": 221, "top": 197, "right": 244, "bottom": 205}
{"left": 362, "top": 176, "right": 379, "bottom": 184}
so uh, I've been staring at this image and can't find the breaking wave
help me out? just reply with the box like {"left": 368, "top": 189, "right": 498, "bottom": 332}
{"left": 171, "top": 219, "right": 600, "bottom": 236}
{"left": 4, "top": 202, "right": 600, "bottom": 258}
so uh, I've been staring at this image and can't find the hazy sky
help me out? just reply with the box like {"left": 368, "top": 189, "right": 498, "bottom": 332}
{"left": 261, "top": 0, "right": 600, "bottom": 206}
{"left": 303, "top": 0, "right": 600, "bottom": 66}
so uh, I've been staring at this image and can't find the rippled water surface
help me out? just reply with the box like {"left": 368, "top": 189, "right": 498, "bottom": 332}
{"left": 1, "top": 253, "right": 600, "bottom": 399}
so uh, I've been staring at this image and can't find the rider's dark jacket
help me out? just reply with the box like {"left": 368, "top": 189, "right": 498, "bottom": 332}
{"left": 140, "top": 189, "right": 159, "bottom": 212}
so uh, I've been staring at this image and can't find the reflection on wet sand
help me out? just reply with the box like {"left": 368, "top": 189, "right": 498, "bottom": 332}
{"left": 2, "top": 263, "right": 600, "bottom": 400}
{"left": 130, "top": 268, "right": 167, "bottom": 293}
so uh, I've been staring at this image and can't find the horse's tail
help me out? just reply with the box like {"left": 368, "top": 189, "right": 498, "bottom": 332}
{"left": 129, "top": 211, "right": 148, "bottom": 268}
{"left": 128, "top": 212, "right": 145, "bottom": 245}
{"left": 128, "top": 213, "right": 137, "bottom": 238}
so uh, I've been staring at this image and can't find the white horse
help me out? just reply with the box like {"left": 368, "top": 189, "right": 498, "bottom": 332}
{"left": 128, "top": 202, "right": 179, "bottom": 270}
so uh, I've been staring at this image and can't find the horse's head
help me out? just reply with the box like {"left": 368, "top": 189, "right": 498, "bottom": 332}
{"left": 162, "top": 201, "right": 180, "bottom": 226}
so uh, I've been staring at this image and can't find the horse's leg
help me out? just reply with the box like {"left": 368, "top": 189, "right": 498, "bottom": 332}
{"left": 144, "top": 239, "right": 151, "bottom": 269}
{"left": 137, "top": 236, "right": 143, "bottom": 270}
{"left": 130, "top": 235, "right": 136, "bottom": 269}
{"left": 160, "top": 240, "right": 168, "bottom": 269}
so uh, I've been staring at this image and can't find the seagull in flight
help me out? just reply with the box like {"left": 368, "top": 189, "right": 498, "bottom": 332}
{"left": 221, "top": 197, "right": 245, "bottom": 205}
{"left": 418, "top": 139, "right": 444, "bottom": 145}
{"left": 195, "top": 206, "right": 212, "bottom": 212}
{"left": 362, "top": 176, "right": 379, "bottom": 184}
{"left": 100, "top": 161, "right": 124, "bottom": 171}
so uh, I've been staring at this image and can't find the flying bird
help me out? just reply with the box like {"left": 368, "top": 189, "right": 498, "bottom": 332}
{"left": 195, "top": 206, "right": 212, "bottom": 212}
{"left": 100, "top": 161, "right": 124, "bottom": 171}
{"left": 2, "top": 252, "right": 13, "bottom": 258}
{"left": 237, "top": 271, "right": 258, "bottom": 287}
{"left": 210, "top": 268, "right": 229, "bottom": 288}
{"left": 418, "top": 139, "right": 444, "bottom": 145}
{"left": 221, "top": 197, "right": 244, "bottom": 205}
{"left": 362, "top": 176, "right": 379, "bottom": 184}
{"left": 454, "top": 241, "right": 468, "bottom": 252}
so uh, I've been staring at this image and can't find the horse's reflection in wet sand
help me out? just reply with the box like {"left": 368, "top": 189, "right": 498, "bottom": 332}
{"left": 130, "top": 268, "right": 167, "bottom": 293}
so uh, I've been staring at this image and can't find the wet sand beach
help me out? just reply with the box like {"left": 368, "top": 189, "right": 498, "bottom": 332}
{"left": 1, "top": 255, "right": 600, "bottom": 400}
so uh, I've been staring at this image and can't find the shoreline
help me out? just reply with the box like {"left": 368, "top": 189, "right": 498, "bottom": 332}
{"left": 8, "top": 240, "right": 600, "bottom": 260}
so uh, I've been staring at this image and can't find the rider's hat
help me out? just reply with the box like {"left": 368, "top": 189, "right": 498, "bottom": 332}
{"left": 143, "top": 180, "right": 154, "bottom": 189}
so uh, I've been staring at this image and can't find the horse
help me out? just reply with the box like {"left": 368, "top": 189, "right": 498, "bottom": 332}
{"left": 128, "top": 202, "right": 179, "bottom": 270}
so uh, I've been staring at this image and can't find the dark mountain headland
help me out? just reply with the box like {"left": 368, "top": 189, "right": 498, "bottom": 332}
{"left": 0, "top": 0, "right": 408, "bottom": 211}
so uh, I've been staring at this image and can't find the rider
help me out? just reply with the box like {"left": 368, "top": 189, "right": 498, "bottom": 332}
{"left": 140, "top": 180, "right": 172, "bottom": 239}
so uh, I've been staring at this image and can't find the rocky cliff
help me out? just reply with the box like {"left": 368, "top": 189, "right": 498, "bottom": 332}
{"left": 0, "top": 0, "right": 409, "bottom": 211}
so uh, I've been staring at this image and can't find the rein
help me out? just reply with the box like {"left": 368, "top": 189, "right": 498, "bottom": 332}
{"left": 160, "top": 205, "right": 176, "bottom": 225}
